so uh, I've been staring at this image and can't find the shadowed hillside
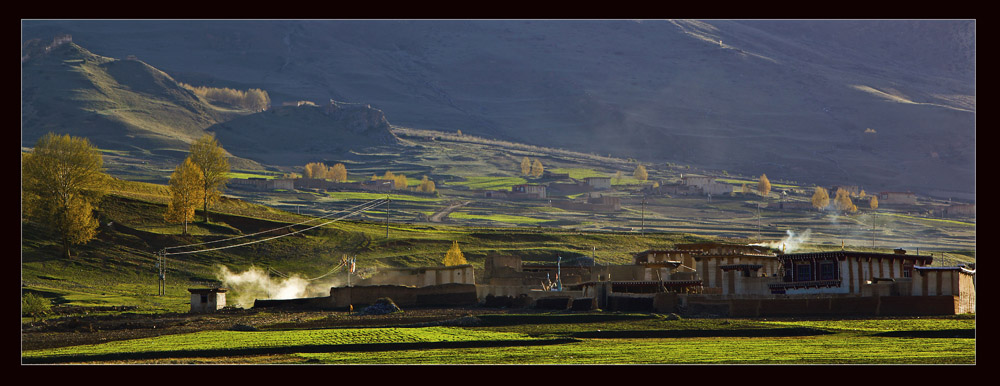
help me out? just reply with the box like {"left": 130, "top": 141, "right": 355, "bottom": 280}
{"left": 21, "top": 20, "right": 975, "bottom": 199}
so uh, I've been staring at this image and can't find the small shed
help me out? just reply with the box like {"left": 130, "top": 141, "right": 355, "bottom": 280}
{"left": 188, "top": 288, "right": 227, "bottom": 313}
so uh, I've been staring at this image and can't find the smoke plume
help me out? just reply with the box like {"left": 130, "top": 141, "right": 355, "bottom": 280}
{"left": 752, "top": 229, "right": 812, "bottom": 253}
{"left": 215, "top": 265, "right": 345, "bottom": 308}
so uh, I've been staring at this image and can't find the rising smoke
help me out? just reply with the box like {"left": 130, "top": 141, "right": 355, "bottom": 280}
{"left": 215, "top": 265, "right": 346, "bottom": 308}
{"left": 752, "top": 229, "right": 812, "bottom": 253}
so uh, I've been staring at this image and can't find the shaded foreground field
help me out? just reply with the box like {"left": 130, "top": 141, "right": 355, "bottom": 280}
{"left": 22, "top": 308, "right": 975, "bottom": 364}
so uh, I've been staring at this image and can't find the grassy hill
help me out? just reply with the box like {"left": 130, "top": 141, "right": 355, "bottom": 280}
{"left": 21, "top": 41, "right": 231, "bottom": 153}
{"left": 20, "top": 20, "right": 975, "bottom": 199}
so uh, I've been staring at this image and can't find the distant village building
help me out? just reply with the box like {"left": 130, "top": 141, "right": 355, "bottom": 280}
{"left": 940, "top": 203, "right": 976, "bottom": 218}
{"left": 551, "top": 194, "right": 621, "bottom": 212}
{"left": 877, "top": 191, "right": 917, "bottom": 205}
{"left": 188, "top": 288, "right": 226, "bottom": 313}
{"left": 230, "top": 177, "right": 295, "bottom": 191}
{"left": 584, "top": 177, "right": 612, "bottom": 190}
{"left": 830, "top": 185, "right": 861, "bottom": 196}
{"left": 511, "top": 184, "right": 546, "bottom": 199}
{"left": 361, "top": 179, "right": 395, "bottom": 192}
{"left": 679, "top": 174, "right": 732, "bottom": 196}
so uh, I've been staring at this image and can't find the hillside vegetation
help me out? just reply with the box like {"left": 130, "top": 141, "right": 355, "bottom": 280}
{"left": 21, "top": 20, "right": 975, "bottom": 198}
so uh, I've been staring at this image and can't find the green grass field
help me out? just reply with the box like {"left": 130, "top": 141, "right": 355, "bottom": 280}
{"left": 22, "top": 315, "right": 975, "bottom": 364}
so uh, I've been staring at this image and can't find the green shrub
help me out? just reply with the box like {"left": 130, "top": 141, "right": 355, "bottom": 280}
{"left": 22, "top": 293, "right": 52, "bottom": 322}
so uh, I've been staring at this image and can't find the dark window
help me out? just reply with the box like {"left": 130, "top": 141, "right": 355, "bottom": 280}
{"left": 820, "top": 262, "right": 836, "bottom": 280}
{"left": 796, "top": 263, "right": 812, "bottom": 281}
{"left": 902, "top": 264, "right": 913, "bottom": 278}
{"left": 200, "top": 294, "right": 208, "bottom": 303}
{"left": 784, "top": 266, "right": 794, "bottom": 281}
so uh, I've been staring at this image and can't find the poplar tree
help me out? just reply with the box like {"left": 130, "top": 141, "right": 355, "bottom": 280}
{"left": 165, "top": 158, "right": 205, "bottom": 235}
{"left": 520, "top": 157, "right": 531, "bottom": 176}
{"left": 758, "top": 174, "right": 771, "bottom": 197}
{"left": 22, "top": 133, "right": 108, "bottom": 258}
{"left": 834, "top": 188, "right": 858, "bottom": 213}
{"left": 443, "top": 241, "right": 467, "bottom": 266}
{"left": 870, "top": 195, "right": 879, "bottom": 211}
{"left": 811, "top": 187, "right": 830, "bottom": 210}
{"left": 531, "top": 159, "right": 544, "bottom": 178}
{"left": 304, "top": 162, "right": 329, "bottom": 179}
{"left": 330, "top": 163, "right": 348, "bottom": 182}
{"left": 634, "top": 165, "right": 648, "bottom": 181}
{"left": 188, "top": 134, "right": 230, "bottom": 223}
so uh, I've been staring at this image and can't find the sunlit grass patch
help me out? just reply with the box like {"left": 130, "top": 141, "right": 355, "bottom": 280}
{"left": 449, "top": 212, "right": 549, "bottom": 224}
{"left": 447, "top": 176, "right": 527, "bottom": 190}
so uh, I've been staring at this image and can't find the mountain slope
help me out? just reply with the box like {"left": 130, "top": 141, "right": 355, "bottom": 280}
{"left": 21, "top": 20, "right": 975, "bottom": 198}
{"left": 21, "top": 40, "right": 229, "bottom": 152}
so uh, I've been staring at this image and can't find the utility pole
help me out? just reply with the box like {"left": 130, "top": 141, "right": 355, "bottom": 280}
{"left": 640, "top": 195, "right": 646, "bottom": 236}
{"left": 156, "top": 249, "right": 166, "bottom": 296}
{"left": 385, "top": 196, "right": 390, "bottom": 239}
{"left": 872, "top": 212, "right": 877, "bottom": 248}
{"left": 757, "top": 202, "right": 761, "bottom": 242}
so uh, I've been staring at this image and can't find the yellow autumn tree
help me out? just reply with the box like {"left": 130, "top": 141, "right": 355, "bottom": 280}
{"left": 330, "top": 163, "right": 348, "bottom": 182}
{"left": 520, "top": 156, "right": 531, "bottom": 176}
{"left": 869, "top": 195, "right": 879, "bottom": 211}
{"left": 834, "top": 188, "right": 858, "bottom": 213}
{"left": 188, "top": 134, "right": 230, "bottom": 223}
{"left": 394, "top": 174, "right": 408, "bottom": 190}
{"left": 443, "top": 241, "right": 467, "bottom": 266}
{"left": 633, "top": 165, "right": 648, "bottom": 181}
{"left": 165, "top": 157, "right": 205, "bottom": 235}
{"left": 811, "top": 187, "right": 830, "bottom": 210}
{"left": 530, "top": 159, "right": 544, "bottom": 178}
{"left": 758, "top": 174, "right": 771, "bottom": 197}
{"left": 304, "top": 162, "right": 329, "bottom": 179}
{"left": 22, "top": 133, "right": 109, "bottom": 258}
{"left": 417, "top": 175, "right": 436, "bottom": 193}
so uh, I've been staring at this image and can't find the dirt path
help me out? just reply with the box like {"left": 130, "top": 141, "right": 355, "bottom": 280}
{"left": 429, "top": 201, "right": 471, "bottom": 222}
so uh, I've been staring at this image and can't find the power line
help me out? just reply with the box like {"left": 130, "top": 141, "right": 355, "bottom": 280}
{"left": 163, "top": 199, "right": 383, "bottom": 252}
{"left": 162, "top": 198, "right": 387, "bottom": 256}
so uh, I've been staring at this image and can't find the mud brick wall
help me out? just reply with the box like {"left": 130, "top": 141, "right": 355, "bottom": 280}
{"left": 721, "top": 296, "right": 959, "bottom": 317}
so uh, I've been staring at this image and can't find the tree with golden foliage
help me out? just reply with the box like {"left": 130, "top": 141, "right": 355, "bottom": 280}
{"left": 741, "top": 183, "right": 750, "bottom": 195}
{"left": 416, "top": 175, "right": 436, "bottom": 193}
{"left": 530, "top": 159, "right": 544, "bottom": 178}
{"left": 165, "top": 158, "right": 205, "bottom": 235}
{"left": 443, "top": 240, "right": 467, "bottom": 266}
{"left": 834, "top": 188, "right": 858, "bottom": 213}
{"left": 187, "top": 134, "right": 230, "bottom": 223}
{"left": 394, "top": 174, "right": 408, "bottom": 190}
{"left": 304, "top": 162, "right": 329, "bottom": 179}
{"left": 22, "top": 133, "right": 109, "bottom": 258}
{"left": 520, "top": 157, "right": 531, "bottom": 176}
{"left": 869, "top": 195, "right": 879, "bottom": 211}
{"left": 758, "top": 174, "right": 771, "bottom": 197}
{"left": 633, "top": 165, "right": 648, "bottom": 181}
{"left": 330, "top": 163, "right": 348, "bottom": 182}
{"left": 811, "top": 187, "right": 830, "bottom": 210}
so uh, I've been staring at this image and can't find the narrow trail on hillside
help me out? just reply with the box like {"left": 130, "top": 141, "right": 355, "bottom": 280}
{"left": 430, "top": 201, "right": 472, "bottom": 222}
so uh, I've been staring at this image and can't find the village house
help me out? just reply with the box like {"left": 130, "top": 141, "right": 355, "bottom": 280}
{"left": 230, "top": 177, "right": 295, "bottom": 191}
{"left": 877, "top": 191, "right": 917, "bottom": 205}
{"left": 679, "top": 174, "right": 733, "bottom": 196}
{"left": 511, "top": 184, "right": 546, "bottom": 199}
{"left": 188, "top": 288, "right": 226, "bottom": 313}
{"left": 939, "top": 203, "right": 976, "bottom": 218}
{"left": 912, "top": 266, "right": 976, "bottom": 313}
{"left": 584, "top": 176, "right": 612, "bottom": 190}
{"left": 551, "top": 194, "right": 622, "bottom": 212}
{"left": 769, "top": 249, "right": 933, "bottom": 295}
